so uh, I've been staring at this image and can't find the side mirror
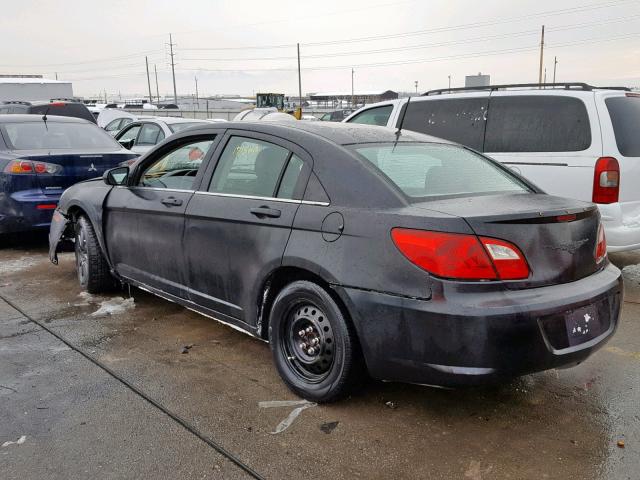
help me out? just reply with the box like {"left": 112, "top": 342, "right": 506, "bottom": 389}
{"left": 118, "top": 138, "right": 135, "bottom": 150}
{"left": 103, "top": 166, "right": 129, "bottom": 186}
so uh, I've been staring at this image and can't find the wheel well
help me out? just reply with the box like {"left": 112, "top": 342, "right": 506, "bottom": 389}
{"left": 257, "top": 267, "right": 350, "bottom": 341}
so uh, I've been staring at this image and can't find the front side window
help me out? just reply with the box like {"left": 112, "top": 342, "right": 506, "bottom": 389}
{"left": 402, "top": 98, "right": 489, "bottom": 151}
{"left": 484, "top": 96, "right": 591, "bottom": 153}
{"left": 348, "top": 142, "right": 530, "bottom": 200}
{"left": 118, "top": 124, "right": 140, "bottom": 142}
{"left": 139, "top": 138, "right": 214, "bottom": 190}
{"left": 209, "top": 137, "right": 290, "bottom": 198}
{"left": 137, "top": 123, "right": 163, "bottom": 145}
{"left": 347, "top": 105, "right": 393, "bottom": 126}
{"left": 605, "top": 95, "right": 640, "bottom": 157}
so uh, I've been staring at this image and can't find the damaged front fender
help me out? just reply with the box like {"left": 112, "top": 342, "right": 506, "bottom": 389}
{"left": 48, "top": 209, "right": 72, "bottom": 265}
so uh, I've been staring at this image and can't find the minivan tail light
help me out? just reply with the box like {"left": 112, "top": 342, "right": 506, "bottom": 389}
{"left": 391, "top": 229, "right": 529, "bottom": 281}
{"left": 592, "top": 157, "right": 619, "bottom": 204}
{"left": 595, "top": 223, "right": 607, "bottom": 264}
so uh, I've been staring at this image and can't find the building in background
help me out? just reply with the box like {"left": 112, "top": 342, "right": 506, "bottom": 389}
{"left": 465, "top": 73, "right": 491, "bottom": 88}
{"left": 309, "top": 90, "right": 398, "bottom": 108}
{"left": 0, "top": 75, "right": 73, "bottom": 101}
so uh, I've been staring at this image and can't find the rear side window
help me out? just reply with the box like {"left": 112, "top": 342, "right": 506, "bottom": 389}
{"left": 347, "top": 105, "right": 393, "bottom": 126}
{"left": 484, "top": 96, "right": 591, "bottom": 152}
{"left": 605, "top": 96, "right": 640, "bottom": 157}
{"left": 402, "top": 98, "right": 488, "bottom": 151}
{"left": 348, "top": 143, "right": 530, "bottom": 199}
{"left": 209, "top": 136, "right": 290, "bottom": 198}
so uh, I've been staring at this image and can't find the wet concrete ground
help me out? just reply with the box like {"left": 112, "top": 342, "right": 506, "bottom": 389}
{"left": 1, "top": 235, "right": 639, "bottom": 479}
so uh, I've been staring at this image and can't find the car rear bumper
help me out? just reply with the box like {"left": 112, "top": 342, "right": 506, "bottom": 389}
{"left": 335, "top": 263, "right": 623, "bottom": 386}
{"left": 0, "top": 189, "right": 59, "bottom": 234}
{"left": 599, "top": 201, "right": 640, "bottom": 252}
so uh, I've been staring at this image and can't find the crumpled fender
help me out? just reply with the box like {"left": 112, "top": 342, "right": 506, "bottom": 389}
{"left": 48, "top": 209, "right": 71, "bottom": 264}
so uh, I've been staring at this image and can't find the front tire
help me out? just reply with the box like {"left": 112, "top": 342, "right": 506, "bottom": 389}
{"left": 74, "top": 215, "right": 113, "bottom": 294}
{"left": 269, "top": 280, "right": 364, "bottom": 402}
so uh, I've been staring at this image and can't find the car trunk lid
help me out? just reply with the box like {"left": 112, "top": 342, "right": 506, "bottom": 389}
{"left": 414, "top": 193, "right": 601, "bottom": 288}
{"left": 15, "top": 150, "right": 137, "bottom": 193}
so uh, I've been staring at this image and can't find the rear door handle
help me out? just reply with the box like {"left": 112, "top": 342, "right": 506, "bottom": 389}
{"left": 250, "top": 206, "right": 281, "bottom": 218}
{"left": 161, "top": 196, "right": 183, "bottom": 207}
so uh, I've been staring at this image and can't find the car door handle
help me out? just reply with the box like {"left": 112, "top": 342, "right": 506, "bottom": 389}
{"left": 161, "top": 196, "right": 183, "bottom": 207}
{"left": 250, "top": 206, "right": 281, "bottom": 218}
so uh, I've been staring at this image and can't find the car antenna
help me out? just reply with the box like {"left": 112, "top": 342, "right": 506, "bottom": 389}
{"left": 394, "top": 96, "right": 410, "bottom": 147}
{"left": 42, "top": 104, "right": 52, "bottom": 130}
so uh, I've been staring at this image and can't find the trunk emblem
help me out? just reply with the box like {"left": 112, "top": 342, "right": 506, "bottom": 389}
{"left": 544, "top": 238, "right": 589, "bottom": 254}
{"left": 88, "top": 163, "right": 97, "bottom": 172}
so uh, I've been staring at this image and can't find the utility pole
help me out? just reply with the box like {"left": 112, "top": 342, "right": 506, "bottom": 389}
{"left": 104, "top": 89, "right": 107, "bottom": 103}
{"left": 543, "top": 67, "right": 547, "bottom": 88}
{"left": 154, "top": 64, "right": 160, "bottom": 102}
{"left": 296, "top": 43, "right": 302, "bottom": 120}
{"left": 414, "top": 80, "right": 418, "bottom": 94}
{"left": 538, "top": 25, "right": 545, "bottom": 87}
{"left": 351, "top": 68, "right": 354, "bottom": 108}
{"left": 168, "top": 33, "right": 178, "bottom": 105}
{"left": 448, "top": 75, "right": 451, "bottom": 89}
{"left": 145, "top": 56, "right": 153, "bottom": 104}
{"left": 55, "top": 72, "right": 58, "bottom": 80}
{"left": 552, "top": 56, "right": 558, "bottom": 84}
{"left": 194, "top": 76, "right": 199, "bottom": 109}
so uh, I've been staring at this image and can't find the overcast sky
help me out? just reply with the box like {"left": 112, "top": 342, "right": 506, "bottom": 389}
{"left": 1, "top": 0, "right": 639, "bottom": 98}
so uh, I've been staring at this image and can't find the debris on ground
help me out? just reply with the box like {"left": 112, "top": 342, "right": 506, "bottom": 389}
{"left": 90, "top": 297, "right": 135, "bottom": 317}
{"left": 385, "top": 401, "right": 397, "bottom": 409}
{"left": 320, "top": 421, "right": 339, "bottom": 434}
{"left": 259, "top": 399, "right": 317, "bottom": 434}
{"left": 2, "top": 435, "right": 26, "bottom": 447}
{"left": 180, "top": 344, "right": 194, "bottom": 354}
{"left": 617, "top": 440, "right": 625, "bottom": 448}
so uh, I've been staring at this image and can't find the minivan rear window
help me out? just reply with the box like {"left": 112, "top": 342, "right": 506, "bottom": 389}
{"left": 484, "top": 96, "right": 591, "bottom": 152}
{"left": 605, "top": 96, "right": 640, "bottom": 157}
{"left": 348, "top": 142, "right": 530, "bottom": 199}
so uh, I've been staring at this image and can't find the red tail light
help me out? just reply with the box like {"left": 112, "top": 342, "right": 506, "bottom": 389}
{"left": 391, "top": 228, "right": 530, "bottom": 281}
{"left": 595, "top": 223, "right": 607, "bottom": 264}
{"left": 592, "top": 157, "right": 619, "bottom": 204}
{"left": 3, "top": 160, "right": 62, "bottom": 175}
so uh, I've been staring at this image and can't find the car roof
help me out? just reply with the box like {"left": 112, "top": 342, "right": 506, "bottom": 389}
{"left": 206, "top": 120, "right": 452, "bottom": 146}
{"left": 0, "top": 114, "right": 90, "bottom": 124}
{"left": 150, "top": 116, "right": 207, "bottom": 124}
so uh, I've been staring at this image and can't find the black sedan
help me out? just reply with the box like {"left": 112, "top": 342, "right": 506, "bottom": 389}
{"left": 49, "top": 122, "right": 622, "bottom": 402}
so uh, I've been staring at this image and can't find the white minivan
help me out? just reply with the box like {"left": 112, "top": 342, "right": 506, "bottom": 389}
{"left": 344, "top": 83, "right": 640, "bottom": 252}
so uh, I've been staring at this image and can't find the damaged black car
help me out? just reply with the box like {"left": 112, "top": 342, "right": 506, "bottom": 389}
{"left": 49, "top": 122, "right": 623, "bottom": 402}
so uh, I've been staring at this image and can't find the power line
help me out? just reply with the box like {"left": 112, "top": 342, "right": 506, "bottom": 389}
{"left": 178, "top": 14, "right": 640, "bottom": 63}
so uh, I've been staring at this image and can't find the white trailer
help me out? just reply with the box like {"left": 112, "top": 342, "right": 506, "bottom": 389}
{"left": 0, "top": 76, "right": 73, "bottom": 102}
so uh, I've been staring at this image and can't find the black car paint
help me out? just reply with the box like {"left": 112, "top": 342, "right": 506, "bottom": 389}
{"left": 49, "top": 121, "right": 623, "bottom": 386}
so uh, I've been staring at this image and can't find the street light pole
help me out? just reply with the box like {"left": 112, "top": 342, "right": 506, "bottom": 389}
{"left": 414, "top": 80, "right": 418, "bottom": 94}
{"left": 552, "top": 56, "right": 558, "bottom": 83}
{"left": 351, "top": 68, "right": 355, "bottom": 108}
{"left": 296, "top": 43, "right": 302, "bottom": 120}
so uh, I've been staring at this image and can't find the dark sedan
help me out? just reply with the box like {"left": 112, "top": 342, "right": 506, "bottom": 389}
{"left": 0, "top": 115, "right": 137, "bottom": 235}
{"left": 48, "top": 122, "right": 622, "bottom": 402}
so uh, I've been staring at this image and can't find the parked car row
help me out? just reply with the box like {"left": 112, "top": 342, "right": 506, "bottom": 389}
{"left": 344, "top": 83, "right": 640, "bottom": 252}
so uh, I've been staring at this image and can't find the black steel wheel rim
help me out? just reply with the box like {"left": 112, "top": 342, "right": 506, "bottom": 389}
{"left": 281, "top": 301, "right": 335, "bottom": 383}
{"left": 75, "top": 225, "right": 88, "bottom": 285}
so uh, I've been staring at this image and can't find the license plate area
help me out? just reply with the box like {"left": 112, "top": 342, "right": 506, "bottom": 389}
{"left": 564, "top": 305, "right": 601, "bottom": 347}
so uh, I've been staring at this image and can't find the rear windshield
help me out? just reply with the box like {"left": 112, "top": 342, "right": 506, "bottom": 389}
{"left": 605, "top": 96, "right": 640, "bottom": 157}
{"left": 348, "top": 142, "right": 531, "bottom": 199}
{"left": 168, "top": 122, "right": 206, "bottom": 134}
{"left": 29, "top": 103, "right": 96, "bottom": 123}
{"left": 1, "top": 122, "right": 121, "bottom": 150}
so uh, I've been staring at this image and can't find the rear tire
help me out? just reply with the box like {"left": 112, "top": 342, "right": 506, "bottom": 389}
{"left": 74, "top": 215, "right": 113, "bottom": 294}
{"left": 269, "top": 280, "right": 364, "bottom": 402}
